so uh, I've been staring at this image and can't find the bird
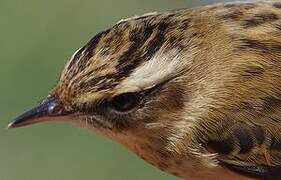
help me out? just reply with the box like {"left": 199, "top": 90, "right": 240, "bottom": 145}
{"left": 8, "top": 0, "right": 281, "bottom": 179}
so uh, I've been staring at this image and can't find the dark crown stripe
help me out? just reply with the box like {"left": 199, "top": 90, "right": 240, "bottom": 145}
{"left": 79, "top": 29, "right": 111, "bottom": 68}
{"left": 66, "top": 29, "right": 110, "bottom": 74}
{"left": 242, "top": 12, "right": 279, "bottom": 28}
{"left": 144, "top": 21, "right": 168, "bottom": 60}
{"left": 95, "top": 20, "right": 169, "bottom": 91}
{"left": 115, "top": 22, "right": 159, "bottom": 77}
{"left": 239, "top": 38, "right": 281, "bottom": 56}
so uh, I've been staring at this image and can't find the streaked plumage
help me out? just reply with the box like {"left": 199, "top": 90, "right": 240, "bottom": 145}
{"left": 9, "top": 1, "right": 281, "bottom": 179}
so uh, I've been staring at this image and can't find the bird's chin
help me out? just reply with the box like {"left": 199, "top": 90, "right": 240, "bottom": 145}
{"left": 68, "top": 114, "right": 114, "bottom": 131}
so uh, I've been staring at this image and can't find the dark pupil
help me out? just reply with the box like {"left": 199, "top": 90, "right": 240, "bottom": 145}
{"left": 111, "top": 93, "right": 138, "bottom": 112}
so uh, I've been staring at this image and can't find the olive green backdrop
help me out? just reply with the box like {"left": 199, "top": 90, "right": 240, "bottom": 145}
{"left": 1, "top": 0, "right": 231, "bottom": 179}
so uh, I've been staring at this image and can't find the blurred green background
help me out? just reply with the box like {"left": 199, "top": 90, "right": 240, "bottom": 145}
{"left": 1, "top": 0, "right": 232, "bottom": 179}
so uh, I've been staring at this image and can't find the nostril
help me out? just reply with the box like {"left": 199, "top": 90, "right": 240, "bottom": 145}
{"left": 42, "top": 96, "right": 66, "bottom": 115}
{"left": 49, "top": 104, "right": 64, "bottom": 115}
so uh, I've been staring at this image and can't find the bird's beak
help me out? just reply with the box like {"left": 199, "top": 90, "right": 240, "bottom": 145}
{"left": 8, "top": 96, "right": 70, "bottom": 129}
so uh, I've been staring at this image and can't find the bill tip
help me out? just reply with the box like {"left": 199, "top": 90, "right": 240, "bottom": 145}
{"left": 7, "top": 121, "right": 16, "bottom": 129}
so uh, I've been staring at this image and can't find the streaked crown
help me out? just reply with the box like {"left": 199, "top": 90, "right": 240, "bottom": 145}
{"left": 52, "top": 10, "right": 193, "bottom": 110}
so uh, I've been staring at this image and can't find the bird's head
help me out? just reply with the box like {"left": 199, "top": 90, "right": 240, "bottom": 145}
{"left": 8, "top": 12, "right": 199, "bottom": 155}
{"left": 9, "top": 6, "right": 247, "bottom": 178}
{"left": 9, "top": 11, "right": 219, "bottom": 172}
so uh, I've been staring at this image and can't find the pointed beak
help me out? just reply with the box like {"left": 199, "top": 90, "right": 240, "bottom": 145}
{"left": 8, "top": 96, "right": 70, "bottom": 129}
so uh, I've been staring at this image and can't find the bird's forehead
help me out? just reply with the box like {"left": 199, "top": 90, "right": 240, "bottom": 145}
{"left": 52, "top": 10, "right": 191, "bottom": 105}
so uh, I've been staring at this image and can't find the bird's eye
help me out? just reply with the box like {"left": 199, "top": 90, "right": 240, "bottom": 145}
{"left": 110, "top": 92, "right": 138, "bottom": 112}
